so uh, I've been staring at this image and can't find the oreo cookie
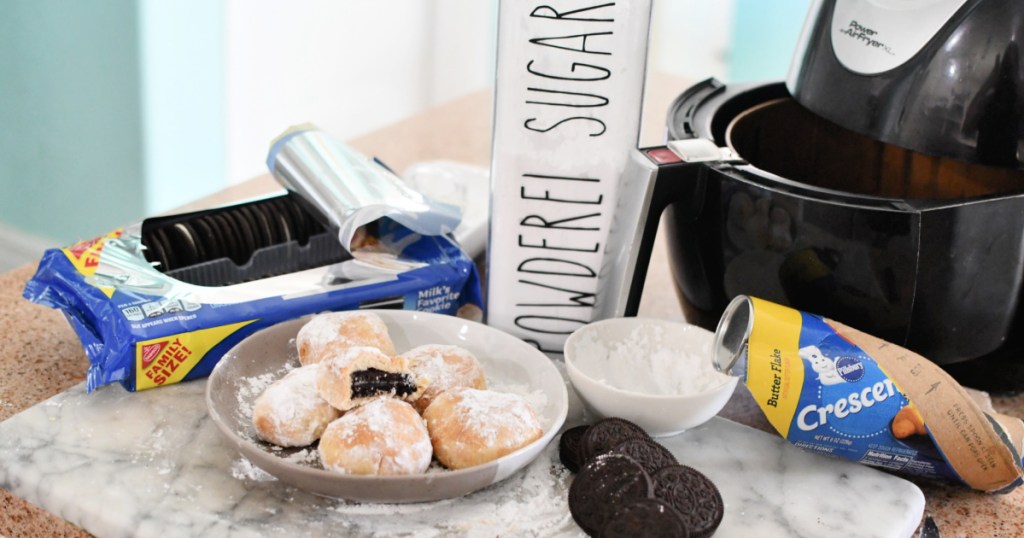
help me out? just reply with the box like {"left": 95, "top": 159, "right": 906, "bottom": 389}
{"left": 210, "top": 213, "right": 242, "bottom": 266}
{"left": 569, "top": 453, "right": 653, "bottom": 536}
{"left": 652, "top": 465, "right": 724, "bottom": 538}
{"left": 607, "top": 437, "right": 679, "bottom": 476}
{"left": 238, "top": 205, "right": 269, "bottom": 251}
{"left": 291, "top": 195, "right": 323, "bottom": 241}
{"left": 278, "top": 195, "right": 310, "bottom": 246}
{"left": 192, "top": 215, "right": 224, "bottom": 262}
{"left": 579, "top": 418, "right": 650, "bottom": 464}
{"left": 225, "top": 209, "right": 257, "bottom": 265}
{"left": 143, "top": 230, "right": 169, "bottom": 270}
{"left": 559, "top": 425, "right": 589, "bottom": 473}
{"left": 252, "top": 201, "right": 281, "bottom": 245}
{"left": 600, "top": 498, "right": 689, "bottom": 538}
{"left": 154, "top": 227, "right": 178, "bottom": 270}
{"left": 167, "top": 223, "right": 200, "bottom": 267}
{"left": 269, "top": 198, "right": 295, "bottom": 243}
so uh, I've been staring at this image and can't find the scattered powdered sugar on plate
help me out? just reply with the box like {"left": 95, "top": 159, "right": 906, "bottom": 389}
{"left": 572, "top": 324, "right": 731, "bottom": 396}
{"left": 237, "top": 371, "right": 282, "bottom": 423}
{"left": 281, "top": 447, "right": 321, "bottom": 466}
{"left": 322, "top": 442, "right": 578, "bottom": 536}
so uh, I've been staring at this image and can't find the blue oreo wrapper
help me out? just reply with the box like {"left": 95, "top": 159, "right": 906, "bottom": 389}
{"left": 24, "top": 211, "right": 482, "bottom": 392}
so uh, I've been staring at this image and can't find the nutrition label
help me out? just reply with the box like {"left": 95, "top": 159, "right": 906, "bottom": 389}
{"left": 122, "top": 299, "right": 201, "bottom": 321}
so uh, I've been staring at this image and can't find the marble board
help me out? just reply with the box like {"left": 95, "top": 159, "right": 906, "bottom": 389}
{"left": 0, "top": 378, "right": 924, "bottom": 537}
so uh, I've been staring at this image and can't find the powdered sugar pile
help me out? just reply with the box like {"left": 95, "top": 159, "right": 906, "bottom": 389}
{"left": 433, "top": 388, "right": 541, "bottom": 447}
{"left": 572, "top": 323, "right": 731, "bottom": 396}
{"left": 296, "top": 311, "right": 394, "bottom": 361}
{"left": 402, "top": 344, "right": 485, "bottom": 393}
{"left": 253, "top": 364, "right": 340, "bottom": 447}
{"left": 321, "top": 398, "right": 432, "bottom": 475}
{"left": 255, "top": 365, "right": 324, "bottom": 421}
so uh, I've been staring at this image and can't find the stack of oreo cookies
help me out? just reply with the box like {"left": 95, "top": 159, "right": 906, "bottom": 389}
{"left": 561, "top": 418, "right": 724, "bottom": 538}
{"left": 141, "top": 194, "right": 350, "bottom": 286}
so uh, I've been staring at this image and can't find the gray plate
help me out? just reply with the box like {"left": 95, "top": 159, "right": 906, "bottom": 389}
{"left": 205, "top": 310, "right": 568, "bottom": 503}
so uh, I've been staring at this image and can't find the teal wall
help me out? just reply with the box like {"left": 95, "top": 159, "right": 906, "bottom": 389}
{"left": 0, "top": 0, "right": 145, "bottom": 244}
{"left": 0, "top": 0, "right": 225, "bottom": 246}
{"left": 138, "top": 0, "right": 225, "bottom": 216}
{"left": 729, "top": 0, "right": 812, "bottom": 82}
{"left": 0, "top": 0, "right": 802, "bottom": 245}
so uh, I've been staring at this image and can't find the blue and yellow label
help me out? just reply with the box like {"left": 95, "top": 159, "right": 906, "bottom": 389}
{"left": 61, "top": 230, "right": 123, "bottom": 298}
{"left": 744, "top": 297, "right": 958, "bottom": 482}
{"left": 135, "top": 320, "right": 256, "bottom": 390}
{"left": 746, "top": 297, "right": 804, "bottom": 438}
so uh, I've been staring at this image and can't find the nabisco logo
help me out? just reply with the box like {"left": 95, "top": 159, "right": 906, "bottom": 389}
{"left": 141, "top": 341, "right": 169, "bottom": 369}
{"left": 67, "top": 237, "right": 101, "bottom": 260}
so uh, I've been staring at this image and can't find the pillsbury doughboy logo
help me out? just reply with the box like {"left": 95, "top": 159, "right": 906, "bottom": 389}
{"left": 790, "top": 316, "right": 906, "bottom": 440}
{"left": 835, "top": 356, "right": 865, "bottom": 383}
{"left": 799, "top": 345, "right": 844, "bottom": 385}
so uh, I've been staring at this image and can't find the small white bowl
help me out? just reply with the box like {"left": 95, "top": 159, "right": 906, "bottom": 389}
{"left": 563, "top": 317, "right": 738, "bottom": 437}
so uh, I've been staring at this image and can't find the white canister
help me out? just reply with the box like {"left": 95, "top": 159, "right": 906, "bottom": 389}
{"left": 487, "top": 0, "right": 653, "bottom": 355}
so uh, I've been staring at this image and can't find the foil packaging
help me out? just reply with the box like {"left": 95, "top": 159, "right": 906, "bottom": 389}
{"left": 268, "top": 126, "right": 462, "bottom": 254}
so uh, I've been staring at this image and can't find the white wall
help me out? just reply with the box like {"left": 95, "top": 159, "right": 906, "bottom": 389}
{"left": 223, "top": 0, "right": 498, "bottom": 185}
{"left": 650, "top": 1, "right": 735, "bottom": 82}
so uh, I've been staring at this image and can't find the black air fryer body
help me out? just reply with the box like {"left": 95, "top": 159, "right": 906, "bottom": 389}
{"left": 604, "top": 0, "right": 1024, "bottom": 391}
{"left": 658, "top": 81, "right": 1024, "bottom": 391}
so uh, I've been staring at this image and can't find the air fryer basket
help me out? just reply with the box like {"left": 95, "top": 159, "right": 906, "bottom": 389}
{"left": 725, "top": 97, "right": 1024, "bottom": 200}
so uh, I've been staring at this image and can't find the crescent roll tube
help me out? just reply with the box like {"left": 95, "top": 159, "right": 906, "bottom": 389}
{"left": 714, "top": 295, "right": 1024, "bottom": 493}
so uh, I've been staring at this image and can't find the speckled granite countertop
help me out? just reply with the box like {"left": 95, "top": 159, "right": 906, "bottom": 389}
{"left": 2, "top": 80, "right": 1023, "bottom": 537}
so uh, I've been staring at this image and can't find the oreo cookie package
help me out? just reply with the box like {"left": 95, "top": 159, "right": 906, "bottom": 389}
{"left": 24, "top": 127, "right": 483, "bottom": 392}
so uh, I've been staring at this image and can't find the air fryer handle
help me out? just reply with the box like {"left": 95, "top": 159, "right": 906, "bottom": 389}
{"left": 621, "top": 157, "right": 707, "bottom": 316}
{"left": 595, "top": 148, "right": 708, "bottom": 321}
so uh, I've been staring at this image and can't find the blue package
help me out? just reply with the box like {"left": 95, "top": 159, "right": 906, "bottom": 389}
{"left": 23, "top": 207, "right": 482, "bottom": 392}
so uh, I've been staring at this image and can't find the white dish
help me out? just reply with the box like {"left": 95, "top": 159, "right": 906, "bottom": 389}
{"left": 206, "top": 310, "right": 568, "bottom": 503}
{"left": 564, "top": 317, "right": 737, "bottom": 437}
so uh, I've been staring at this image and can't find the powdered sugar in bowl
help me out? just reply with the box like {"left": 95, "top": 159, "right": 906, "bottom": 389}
{"left": 564, "top": 317, "right": 737, "bottom": 437}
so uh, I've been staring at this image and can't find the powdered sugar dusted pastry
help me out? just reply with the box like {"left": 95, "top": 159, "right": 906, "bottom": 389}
{"left": 317, "top": 346, "right": 422, "bottom": 411}
{"left": 296, "top": 311, "right": 396, "bottom": 365}
{"left": 423, "top": 388, "right": 543, "bottom": 469}
{"left": 252, "top": 364, "right": 341, "bottom": 447}
{"left": 402, "top": 344, "right": 487, "bottom": 412}
{"left": 319, "top": 398, "right": 432, "bottom": 476}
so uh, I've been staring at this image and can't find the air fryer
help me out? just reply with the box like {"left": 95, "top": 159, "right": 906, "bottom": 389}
{"left": 597, "top": 0, "right": 1024, "bottom": 391}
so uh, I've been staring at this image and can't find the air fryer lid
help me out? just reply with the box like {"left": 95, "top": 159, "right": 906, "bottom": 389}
{"left": 787, "top": 0, "right": 1024, "bottom": 170}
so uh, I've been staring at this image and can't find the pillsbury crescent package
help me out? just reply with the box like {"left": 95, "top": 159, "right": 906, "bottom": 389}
{"left": 716, "top": 296, "right": 1024, "bottom": 493}
{"left": 24, "top": 127, "right": 482, "bottom": 392}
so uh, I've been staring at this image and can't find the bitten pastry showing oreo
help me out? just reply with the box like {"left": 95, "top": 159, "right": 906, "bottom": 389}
{"left": 316, "top": 346, "right": 422, "bottom": 411}
{"left": 247, "top": 311, "right": 547, "bottom": 476}
{"left": 251, "top": 363, "right": 340, "bottom": 447}
{"left": 318, "top": 398, "right": 432, "bottom": 476}
{"left": 296, "top": 311, "right": 396, "bottom": 365}
{"left": 423, "top": 388, "right": 544, "bottom": 470}
{"left": 401, "top": 344, "right": 487, "bottom": 412}
{"left": 560, "top": 417, "right": 724, "bottom": 537}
